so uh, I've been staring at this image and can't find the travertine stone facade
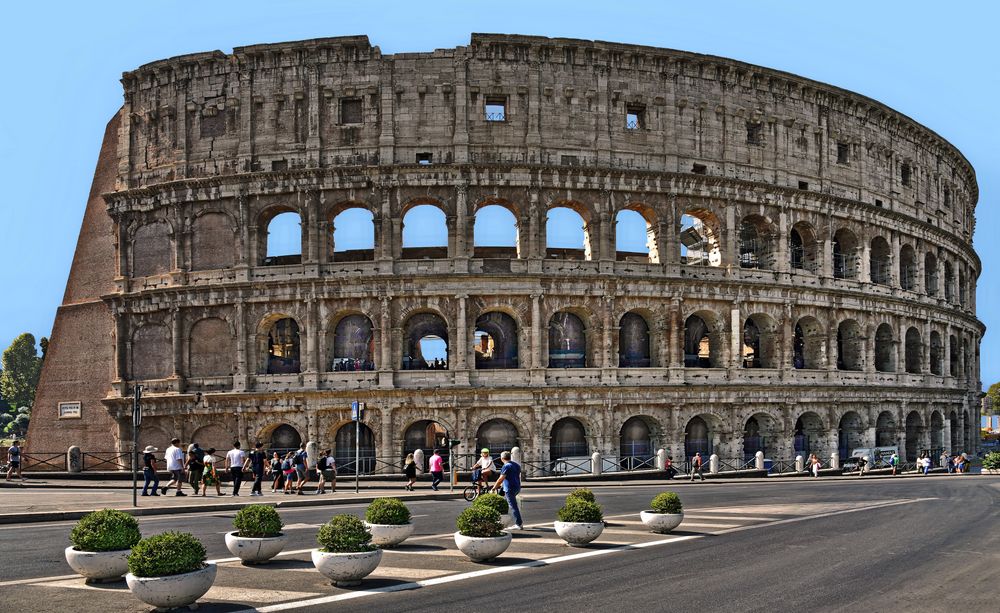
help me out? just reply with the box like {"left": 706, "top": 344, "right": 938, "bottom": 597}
{"left": 30, "top": 34, "right": 983, "bottom": 469}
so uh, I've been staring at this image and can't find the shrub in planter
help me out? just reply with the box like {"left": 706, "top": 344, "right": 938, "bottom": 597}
{"left": 982, "top": 452, "right": 1000, "bottom": 471}
{"left": 650, "top": 492, "right": 683, "bottom": 514}
{"left": 65, "top": 509, "right": 142, "bottom": 581}
{"left": 234, "top": 504, "right": 283, "bottom": 537}
{"left": 557, "top": 498, "right": 603, "bottom": 523}
{"left": 366, "top": 498, "right": 411, "bottom": 525}
{"left": 641, "top": 491, "right": 685, "bottom": 533}
{"left": 456, "top": 505, "right": 504, "bottom": 538}
{"left": 317, "top": 515, "right": 374, "bottom": 553}
{"left": 312, "top": 515, "right": 381, "bottom": 586}
{"left": 566, "top": 488, "right": 596, "bottom": 503}
{"left": 472, "top": 492, "right": 509, "bottom": 516}
{"left": 126, "top": 533, "right": 215, "bottom": 609}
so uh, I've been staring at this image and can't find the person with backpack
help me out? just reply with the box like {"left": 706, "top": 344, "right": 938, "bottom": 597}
{"left": 6, "top": 440, "right": 23, "bottom": 481}
{"left": 293, "top": 444, "right": 309, "bottom": 495}
{"left": 140, "top": 445, "right": 160, "bottom": 496}
{"left": 316, "top": 449, "right": 336, "bottom": 494}
{"left": 403, "top": 453, "right": 418, "bottom": 491}
{"left": 281, "top": 451, "right": 297, "bottom": 494}
{"left": 186, "top": 448, "right": 205, "bottom": 495}
{"left": 690, "top": 452, "right": 705, "bottom": 481}
{"left": 244, "top": 442, "right": 267, "bottom": 497}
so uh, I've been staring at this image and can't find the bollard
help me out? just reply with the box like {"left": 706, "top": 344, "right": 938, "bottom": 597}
{"left": 795, "top": 455, "right": 804, "bottom": 472}
{"left": 656, "top": 448, "right": 667, "bottom": 471}
{"left": 413, "top": 449, "right": 424, "bottom": 474}
{"left": 591, "top": 451, "right": 602, "bottom": 476}
{"left": 829, "top": 452, "right": 839, "bottom": 470}
{"left": 67, "top": 446, "right": 82, "bottom": 473}
{"left": 755, "top": 450, "right": 765, "bottom": 471}
{"left": 511, "top": 446, "right": 523, "bottom": 465}
{"left": 709, "top": 453, "right": 719, "bottom": 474}
{"left": 306, "top": 441, "right": 318, "bottom": 479}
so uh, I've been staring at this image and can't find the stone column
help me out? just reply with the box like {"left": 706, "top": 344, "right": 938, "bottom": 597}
{"left": 943, "top": 324, "right": 952, "bottom": 377}
{"left": 454, "top": 185, "right": 469, "bottom": 266}
{"left": 730, "top": 303, "right": 742, "bottom": 370}
{"left": 776, "top": 209, "right": 789, "bottom": 273}
{"left": 305, "top": 299, "right": 319, "bottom": 373}
{"left": 114, "top": 307, "right": 128, "bottom": 383}
{"left": 455, "top": 295, "right": 468, "bottom": 370}
{"left": 671, "top": 299, "right": 684, "bottom": 369}
{"left": 890, "top": 232, "right": 901, "bottom": 288}
{"left": 171, "top": 308, "right": 183, "bottom": 378}
{"left": 379, "top": 296, "right": 392, "bottom": 370}
{"left": 531, "top": 294, "right": 543, "bottom": 369}
{"left": 234, "top": 300, "right": 248, "bottom": 377}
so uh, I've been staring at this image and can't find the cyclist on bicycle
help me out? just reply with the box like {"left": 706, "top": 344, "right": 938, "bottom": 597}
{"left": 471, "top": 448, "right": 497, "bottom": 494}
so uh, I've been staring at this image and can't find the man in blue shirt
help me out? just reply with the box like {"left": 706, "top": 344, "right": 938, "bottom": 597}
{"left": 493, "top": 451, "right": 523, "bottom": 529}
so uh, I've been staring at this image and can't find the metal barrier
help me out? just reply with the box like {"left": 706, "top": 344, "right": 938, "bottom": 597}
{"left": 716, "top": 457, "right": 757, "bottom": 472}
{"left": 768, "top": 459, "right": 802, "bottom": 475}
{"left": 619, "top": 455, "right": 656, "bottom": 471}
{"left": 82, "top": 451, "right": 131, "bottom": 471}
{"left": 20, "top": 452, "right": 64, "bottom": 471}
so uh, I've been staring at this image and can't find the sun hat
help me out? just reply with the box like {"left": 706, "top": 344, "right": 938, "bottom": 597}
{"left": 143, "top": 445, "right": 158, "bottom": 453}
{"left": 481, "top": 448, "right": 490, "bottom": 454}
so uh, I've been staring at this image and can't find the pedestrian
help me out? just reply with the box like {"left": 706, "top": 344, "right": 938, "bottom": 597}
{"left": 856, "top": 455, "right": 868, "bottom": 477}
{"left": 201, "top": 448, "right": 224, "bottom": 496}
{"left": 473, "top": 448, "right": 497, "bottom": 493}
{"left": 293, "top": 444, "right": 309, "bottom": 495}
{"left": 225, "top": 441, "right": 246, "bottom": 496}
{"left": 428, "top": 448, "right": 444, "bottom": 491}
{"left": 664, "top": 455, "right": 677, "bottom": 480}
{"left": 493, "top": 450, "right": 523, "bottom": 530}
{"left": 269, "top": 452, "right": 283, "bottom": 492}
{"left": 5, "top": 439, "right": 23, "bottom": 481}
{"left": 244, "top": 442, "right": 267, "bottom": 497}
{"left": 403, "top": 453, "right": 417, "bottom": 490}
{"left": 810, "top": 454, "right": 822, "bottom": 478}
{"left": 940, "top": 451, "right": 950, "bottom": 474}
{"left": 161, "top": 437, "right": 186, "bottom": 496}
{"left": 140, "top": 445, "right": 160, "bottom": 496}
{"left": 889, "top": 451, "right": 900, "bottom": 476}
{"left": 917, "top": 452, "right": 929, "bottom": 476}
{"left": 690, "top": 452, "right": 705, "bottom": 481}
{"left": 316, "top": 449, "right": 336, "bottom": 494}
{"left": 186, "top": 447, "right": 205, "bottom": 495}
{"left": 282, "top": 451, "right": 297, "bottom": 494}
{"left": 958, "top": 453, "right": 968, "bottom": 474}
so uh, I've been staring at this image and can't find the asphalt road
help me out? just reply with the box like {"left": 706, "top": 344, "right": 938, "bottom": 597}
{"left": 3, "top": 475, "right": 998, "bottom": 612}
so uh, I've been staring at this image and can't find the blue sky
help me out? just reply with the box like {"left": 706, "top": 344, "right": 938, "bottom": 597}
{"left": 1, "top": 1, "right": 997, "bottom": 387}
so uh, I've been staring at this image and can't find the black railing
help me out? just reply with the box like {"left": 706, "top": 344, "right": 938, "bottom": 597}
{"left": 82, "top": 451, "right": 131, "bottom": 471}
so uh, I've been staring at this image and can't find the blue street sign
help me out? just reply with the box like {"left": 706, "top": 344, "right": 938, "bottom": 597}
{"left": 351, "top": 401, "right": 360, "bottom": 421}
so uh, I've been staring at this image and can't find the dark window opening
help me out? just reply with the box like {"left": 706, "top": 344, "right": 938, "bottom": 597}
{"left": 943, "top": 187, "right": 952, "bottom": 208}
{"left": 692, "top": 163, "right": 707, "bottom": 175}
{"left": 561, "top": 155, "right": 579, "bottom": 166}
{"left": 747, "top": 122, "right": 763, "bottom": 146}
{"left": 340, "top": 98, "right": 362, "bottom": 125}
{"left": 837, "top": 142, "right": 849, "bottom": 165}
{"left": 485, "top": 97, "right": 506, "bottom": 122}
{"left": 271, "top": 160, "right": 288, "bottom": 172}
{"left": 875, "top": 199, "right": 883, "bottom": 208}
{"left": 798, "top": 181, "right": 809, "bottom": 190}
{"left": 416, "top": 152, "right": 433, "bottom": 165}
{"left": 901, "top": 163, "right": 912, "bottom": 186}
{"left": 626, "top": 105, "right": 645, "bottom": 130}
{"left": 200, "top": 111, "right": 226, "bottom": 138}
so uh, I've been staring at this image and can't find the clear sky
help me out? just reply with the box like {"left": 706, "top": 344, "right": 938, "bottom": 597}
{"left": 1, "top": 1, "right": 996, "bottom": 387}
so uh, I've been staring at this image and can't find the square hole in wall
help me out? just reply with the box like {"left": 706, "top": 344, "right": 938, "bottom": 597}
{"left": 875, "top": 199, "right": 883, "bottom": 208}
{"left": 692, "top": 163, "right": 707, "bottom": 175}
{"left": 561, "top": 155, "right": 579, "bottom": 166}
{"left": 798, "top": 181, "right": 809, "bottom": 190}
{"left": 626, "top": 104, "right": 645, "bottom": 130}
{"left": 485, "top": 96, "right": 506, "bottom": 121}
{"left": 340, "top": 98, "right": 362, "bottom": 124}
{"left": 837, "top": 142, "right": 850, "bottom": 164}
{"left": 416, "top": 152, "right": 433, "bottom": 165}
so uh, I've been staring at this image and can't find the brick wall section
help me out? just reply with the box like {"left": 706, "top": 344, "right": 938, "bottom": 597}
{"left": 26, "top": 111, "right": 122, "bottom": 454}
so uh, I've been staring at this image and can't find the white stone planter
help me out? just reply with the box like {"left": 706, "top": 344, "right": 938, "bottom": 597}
{"left": 982, "top": 468, "right": 1000, "bottom": 475}
{"left": 64, "top": 546, "right": 130, "bottom": 583}
{"left": 553, "top": 521, "right": 604, "bottom": 547}
{"left": 126, "top": 563, "right": 217, "bottom": 610}
{"left": 453, "top": 531, "right": 512, "bottom": 562}
{"left": 224, "top": 531, "right": 288, "bottom": 564}
{"left": 311, "top": 548, "right": 382, "bottom": 587}
{"left": 640, "top": 511, "right": 684, "bottom": 533}
{"left": 364, "top": 522, "right": 414, "bottom": 548}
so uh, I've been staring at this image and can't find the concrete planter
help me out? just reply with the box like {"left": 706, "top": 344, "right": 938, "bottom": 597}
{"left": 224, "top": 531, "right": 288, "bottom": 564}
{"left": 364, "top": 522, "right": 414, "bottom": 548}
{"left": 982, "top": 468, "right": 1000, "bottom": 475}
{"left": 453, "top": 531, "right": 512, "bottom": 562}
{"left": 640, "top": 511, "right": 684, "bottom": 533}
{"left": 311, "top": 548, "right": 382, "bottom": 587}
{"left": 553, "top": 521, "right": 604, "bottom": 547}
{"left": 64, "top": 546, "right": 130, "bottom": 583}
{"left": 126, "top": 563, "right": 217, "bottom": 611}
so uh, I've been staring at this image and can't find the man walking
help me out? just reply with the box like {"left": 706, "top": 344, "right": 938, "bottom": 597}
{"left": 140, "top": 445, "right": 160, "bottom": 496}
{"left": 225, "top": 441, "right": 246, "bottom": 496}
{"left": 690, "top": 452, "right": 705, "bottom": 481}
{"left": 293, "top": 443, "right": 309, "bottom": 495}
{"left": 494, "top": 451, "right": 523, "bottom": 530}
{"left": 429, "top": 448, "right": 444, "bottom": 491}
{"left": 316, "top": 449, "right": 336, "bottom": 494}
{"left": 244, "top": 442, "right": 267, "bottom": 496}
{"left": 5, "top": 440, "right": 23, "bottom": 481}
{"left": 161, "top": 438, "right": 187, "bottom": 496}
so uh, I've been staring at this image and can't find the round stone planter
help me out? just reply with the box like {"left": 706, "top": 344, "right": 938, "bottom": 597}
{"left": 311, "top": 548, "right": 382, "bottom": 587}
{"left": 553, "top": 521, "right": 604, "bottom": 547}
{"left": 454, "top": 531, "right": 512, "bottom": 562}
{"left": 64, "top": 546, "right": 130, "bottom": 583}
{"left": 224, "top": 531, "right": 288, "bottom": 564}
{"left": 125, "top": 563, "right": 217, "bottom": 611}
{"left": 364, "top": 522, "right": 415, "bottom": 548}
{"left": 640, "top": 511, "right": 684, "bottom": 534}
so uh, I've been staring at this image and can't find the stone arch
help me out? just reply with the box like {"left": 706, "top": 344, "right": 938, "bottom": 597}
{"left": 331, "top": 203, "right": 375, "bottom": 262}
{"left": 684, "top": 414, "right": 717, "bottom": 458}
{"left": 832, "top": 227, "right": 860, "bottom": 279}
{"left": 548, "top": 310, "right": 588, "bottom": 368}
{"left": 905, "top": 411, "right": 924, "bottom": 462}
{"left": 837, "top": 319, "right": 863, "bottom": 371}
{"left": 188, "top": 317, "right": 235, "bottom": 377}
{"left": 475, "top": 418, "right": 520, "bottom": 455}
{"left": 546, "top": 201, "right": 594, "bottom": 261}
{"left": 904, "top": 327, "right": 922, "bottom": 374}
{"left": 192, "top": 423, "right": 234, "bottom": 453}
{"left": 789, "top": 221, "right": 819, "bottom": 273}
{"left": 131, "top": 323, "right": 171, "bottom": 379}
{"left": 899, "top": 244, "right": 917, "bottom": 291}
{"left": 619, "top": 415, "right": 660, "bottom": 468}
{"left": 742, "top": 412, "right": 780, "bottom": 460}
{"left": 929, "top": 330, "right": 943, "bottom": 375}
{"left": 742, "top": 313, "right": 779, "bottom": 368}
{"left": 474, "top": 311, "right": 519, "bottom": 369}
{"left": 131, "top": 220, "right": 173, "bottom": 277}
{"left": 401, "top": 203, "right": 448, "bottom": 259}
{"left": 837, "top": 411, "right": 865, "bottom": 459}
{"left": 550, "top": 417, "right": 589, "bottom": 460}
{"left": 401, "top": 311, "right": 449, "bottom": 370}
{"left": 875, "top": 411, "right": 897, "bottom": 447}
{"left": 329, "top": 312, "right": 375, "bottom": 371}
{"left": 875, "top": 323, "right": 896, "bottom": 373}
{"left": 944, "top": 260, "right": 955, "bottom": 302}
{"left": 259, "top": 315, "right": 302, "bottom": 374}
{"left": 259, "top": 206, "right": 303, "bottom": 265}
{"left": 258, "top": 423, "right": 303, "bottom": 451}
{"left": 949, "top": 334, "right": 959, "bottom": 376}
{"left": 924, "top": 251, "right": 939, "bottom": 296}
{"left": 794, "top": 411, "right": 826, "bottom": 457}
{"left": 402, "top": 419, "right": 449, "bottom": 469}
{"left": 930, "top": 411, "right": 945, "bottom": 454}
{"left": 137, "top": 424, "right": 172, "bottom": 452}
{"left": 619, "top": 311, "right": 651, "bottom": 367}
{"left": 191, "top": 212, "right": 237, "bottom": 270}
{"left": 615, "top": 203, "right": 658, "bottom": 263}
{"left": 680, "top": 208, "right": 722, "bottom": 266}
{"left": 737, "top": 214, "right": 775, "bottom": 270}
{"left": 793, "top": 315, "right": 826, "bottom": 369}
{"left": 473, "top": 202, "right": 521, "bottom": 258}
{"left": 684, "top": 310, "right": 726, "bottom": 368}
{"left": 870, "top": 236, "right": 892, "bottom": 285}
{"left": 333, "top": 421, "right": 376, "bottom": 474}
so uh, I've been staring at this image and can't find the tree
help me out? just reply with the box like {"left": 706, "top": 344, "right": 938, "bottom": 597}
{"left": 987, "top": 382, "right": 1000, "bottom": 415}
{"left": 0, "top": 333, "right": 43, "bottom": 411}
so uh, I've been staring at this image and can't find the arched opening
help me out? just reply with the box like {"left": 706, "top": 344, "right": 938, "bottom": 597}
{"left": 331, "top": 314, "right": 375, "bottom": 371}
{"left": 833, "top": 228, "right": 859, "bottom": 279}
{"left": 924, "top": 252, "right": 938, "bottom": 296}
{"left": 401, "top": 204, "right": 448, "bottom": 260}
{"left": 266, "top": 318, "right": 301, "bottom": 374}
{"left": 550, "top": 418, "right": 589, "bottom": 460}
{"left": 473, "top": 204, "right": 519, "bottom": 258}
{"left": 875, "top": 411, "right": 897, "bottom": 447}
{"left": 905, "top": 411, "right": 924, "bottom": 462}
{"left": 131, "top": 324, "right": 171, "bottom": 380}
{"left": 684, "top": 416, "right": 712, "bottom": 457}
{"left": 875, "top": 323, "right": 896, "bottom": 373}
{"left": 738, "top": 215, "right": 773, "bottom": 269}
{"left": 794, "top": 412, "right": 825, "bottom": 456}
{"left": 929, "top": 331, "right": 943, "bottom": 375}
{"left": 789, "top": 222, "right": 818, "bottom": 272}
{"left": 402, "top": 420, "right": 449, "bottom": 471}
{"left": 870, "top": 237, "right": 891, "bottom": 285}
{"left": 615, "top": 208, "right": 656, "bottom": 263}
{"left": 899, "top": 245, "right": 917, "bottom": 291}
{"left": 264, "top": 211, "right": 302, "bottom": 265}
{"left": 548, "top": 311, "right": 587, "bottom": 368}
{"left": 191, "top": 424, "right": 232, "bottom": 453}
{"left": 743, "top": 413, "right": 777, "bottom": 461}
{"left": 618, "top": 311, "right": 651, "bottom": 367}
{"left": 402, "top": 312, "right": 449, "bottom": 370}
{"left": 475, "top": 418, "right": 519, "bottom": 456}
{"left": 944, "top": 261, "right": 955, "bottom": 302}
{"left": 793, "top": 316, "right": 825, "bottom": 370}
{"left": 263, "top": 424, "right": 302, "bottom": 453}
{"left": 334, "top": 422, "right": 376, "bottom": 475}
{"left": 742, "top": 314, "right": 778, "bottom": 368}
{"left": 546, "top": 205, "right": 591, "bottom": 261}
{"left": 949, "top": 334, "right": 959, "bottom": 376}
{"left": 904, "top": 327, "right": 922, "bottom": 374}
{"left": 620, "top": 416, "right": 656, "bottom": 469}
{"left": 331, "top": 207, "right": 375, "bottom": 262}
{"left": 684, "top": 313, "right": 723, "bottom": 368}
{"left": 838, "top": 411, "right": 865, "bottom": 460}
{"left": 680, "top": 210, "right": 722, "bottom": 266}
{"left": 837, "top": 320, "right": 863, "bottom": 371}
{"left": 474, "top": 311, "right": 519, "bottom": 369}
{"left": 930, "top": 411, "right": 944, "bottom": 455}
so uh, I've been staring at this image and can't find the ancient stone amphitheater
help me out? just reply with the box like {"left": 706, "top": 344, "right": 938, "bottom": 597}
{"left": 30, "top": 34, "right": 983, "bottom": 472}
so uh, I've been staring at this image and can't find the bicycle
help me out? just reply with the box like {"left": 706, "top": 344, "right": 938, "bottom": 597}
{"left": 462, "top": 480, "right": 495, "bottom": 502}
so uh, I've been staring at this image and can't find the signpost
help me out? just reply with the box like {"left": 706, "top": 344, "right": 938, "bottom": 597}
{"left": 351, "top": 401, "right": 365, "bottom": 493}
{"left": 131, "top": 385, "right": 142, "bottom": 507}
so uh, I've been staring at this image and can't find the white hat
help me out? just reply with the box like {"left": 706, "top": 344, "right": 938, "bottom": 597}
{"left": 143, "top": 445, "right": 158, "bottom": 453}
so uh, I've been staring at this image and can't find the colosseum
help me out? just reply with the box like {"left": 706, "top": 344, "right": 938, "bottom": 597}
{"left": 29, "top": 33, "right": 983, "bottom": 473}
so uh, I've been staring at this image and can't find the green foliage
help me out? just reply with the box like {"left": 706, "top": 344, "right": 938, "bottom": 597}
{"left": 982, "top": 452, "right": 1000, "bottom": 470}
{"left": 987, "top": 383, "right": 1000, "bottom": 414}
{"left": 566, "top": 488, "right": 596, "bottom": 503}
{"left": 472, "top": 492, "right": 509, "bottom": 515}
{"left": 650, "top": 492, "right": 683, "bottom": 514}
{"left": 365, "top": 498, "right": 411, "bottom": 525}
{"left": 127, "top": 532, "right": 206, "bottom": 578}
{"left": 70, "top": 509, "right": 142, "bottom": 552}
{"left": 456, "top": 505, "right": 503, "bottom": 538}
{"left": 233, "top": 504, "right": 283, "bottom": 537}
{"left": 0, "top": 333, "right": 42, "bottom": 410}
{"left": 316, "top": 515, "right": 374, "bottom": 553}
{"left": 557, "top": 498, "right": 603, "bottom": 523}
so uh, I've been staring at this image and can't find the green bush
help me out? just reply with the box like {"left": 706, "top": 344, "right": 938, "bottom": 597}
{"left": 127, "top": 532, "right": 206, "bottom": 578}
{"left": 317, "top": 515, "right": 374, "bottom": 553}
{"left": 566, "top": 488, "right": 596, "bottom": 503}
{"left": 233, "top": 504, "right": 283, "bottom": 537}
{"left": 982, "top": 452, "right": 1000, "bottom": 470}
{"left": 557, "top": 498, "right": 603, "bottom": 523}
{"left": 70, "top": 509, "right": 141, "bottom": 552}
{"left": 650, "top": 492, "right": 683, "bottom": 514}
{"left": 456, "top": 505, "right": 504, "bottom": 538}
{"left": 472, "top": 492, "right": 509, "bottom": 515}
{"left": 365, "top": 498, "right": 411, "bottom": 525}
